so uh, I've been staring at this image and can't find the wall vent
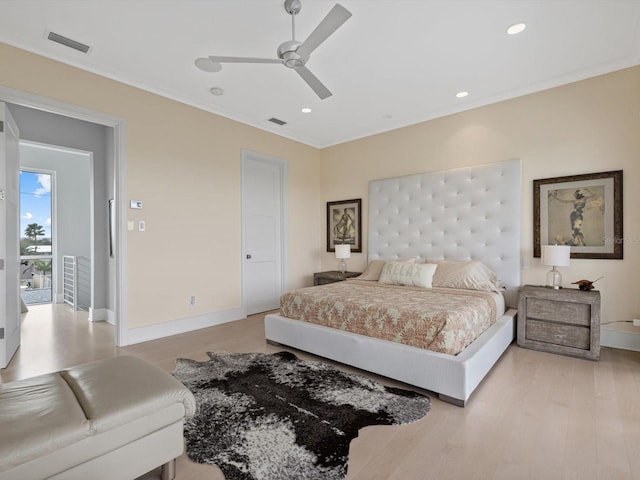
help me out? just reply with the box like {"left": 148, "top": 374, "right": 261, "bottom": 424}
{"left": 268, "top": 117, "right": 287, "bottom": 126}
{"left": 47, "top": 31, "right": 91, "bottom": 53}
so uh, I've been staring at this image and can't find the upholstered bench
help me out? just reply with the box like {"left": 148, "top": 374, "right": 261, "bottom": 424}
{"left": 0, "top": 356, "right": 196, "bottom": 480}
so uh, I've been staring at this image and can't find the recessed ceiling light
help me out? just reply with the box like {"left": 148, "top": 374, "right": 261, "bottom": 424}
{"left": 210, "top": 87, "right": 224, "bottom": 96}
{"left": 506, "top": 22, "right": 526, "bottom": 35}
{"left": 301, "top": 107, "right": 312, "bottom": 113}
{"left": 456, "top": 91, "right": 469, "bottom": 98}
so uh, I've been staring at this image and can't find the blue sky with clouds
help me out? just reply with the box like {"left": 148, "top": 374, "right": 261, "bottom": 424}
{"left": 20, "top": 171, "right": 52, "bottom": 239}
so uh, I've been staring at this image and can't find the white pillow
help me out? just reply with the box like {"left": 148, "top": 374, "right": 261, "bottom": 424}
{"left": 378, "top": 262, "right": 437, "bottom": 288}
{"left": 355, "top": 257, "right": 417, "bottom": 281}
{"left": 426, "top": 259, "right": 504, "bottom": 292}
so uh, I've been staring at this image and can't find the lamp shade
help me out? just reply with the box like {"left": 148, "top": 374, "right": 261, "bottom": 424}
{"left": 335, "top": 244, "right": 351, "bottom": 259}
{"left": 541, "top": 245, "right": 571, "bottom": 267}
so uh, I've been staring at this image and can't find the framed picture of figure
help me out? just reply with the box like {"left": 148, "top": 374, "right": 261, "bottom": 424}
{"left": 327, "top": 199, "right": 362, "bottom": 253}
{"left": 534, "top": 170, "right": 623, "bottom": 259}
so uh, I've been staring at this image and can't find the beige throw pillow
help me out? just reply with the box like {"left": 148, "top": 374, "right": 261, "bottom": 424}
{"left": 427, "top": 259, "right": 504, "bottom": 292}
{"left": 355, "top": 257, "right": 417, "bottom": 281}
{"left": 378, "top": 262, "right": 437, "bottom": 288}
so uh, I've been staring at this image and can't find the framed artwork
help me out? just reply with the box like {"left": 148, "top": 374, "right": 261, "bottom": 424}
{"left": 533, "top": 170, "right": 623, "bottom": 259}
{"left": 327, "top": 198, "right": 362, "bottom": 252}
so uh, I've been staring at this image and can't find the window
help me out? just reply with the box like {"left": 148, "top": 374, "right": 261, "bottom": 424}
{"left": 20, "top": 170, "right": 54, "bottom": 304}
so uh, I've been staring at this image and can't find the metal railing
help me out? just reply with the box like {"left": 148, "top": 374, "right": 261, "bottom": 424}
{"left": 63, "top": 255, "right": 78, "bottom": 311}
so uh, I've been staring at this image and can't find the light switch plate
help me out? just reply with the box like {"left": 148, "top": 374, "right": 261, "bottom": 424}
{"left": 130, "top": 200, "right": 143, "bottom": 209}
{"left": 127, "top": 221, "right": 134, "bottom": 231}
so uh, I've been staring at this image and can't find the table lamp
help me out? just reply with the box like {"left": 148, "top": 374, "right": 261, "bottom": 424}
{"left": 541, "top": 245, "right": 571, "bottom": 289}
{"left": 335, "top": 244, "right": 351, "bottom": 274}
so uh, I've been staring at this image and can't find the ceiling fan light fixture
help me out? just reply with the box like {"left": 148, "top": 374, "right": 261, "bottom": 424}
{"left": 284, "top": 55, "right": 304, "bottom": 68}
{"left": 506, "top": 22, "right": 526, "bottom": 35}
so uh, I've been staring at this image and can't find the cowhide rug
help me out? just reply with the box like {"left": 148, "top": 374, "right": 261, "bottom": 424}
{"left": 172, "top": 351, "right": 431, "bottom": 480}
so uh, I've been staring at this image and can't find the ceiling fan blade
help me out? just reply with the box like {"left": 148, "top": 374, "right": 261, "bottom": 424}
{"left": 209, "top": 55, "right": 282, "bottom": 64}
{"left": 297, "top": 4, "right": 352, "bottom": 58}
{"left": 295, "top": 65, "right": 332, "bottom": 99}
{"left": 195, "top": 57, "right": 222, "bottom": 72}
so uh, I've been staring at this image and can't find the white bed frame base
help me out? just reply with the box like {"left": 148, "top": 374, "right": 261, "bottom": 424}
{"left": 266, "top": 309, "right": 515, "bottom": 406}
{"left": 266, "top": 159, "right": 521, "bottom": 406}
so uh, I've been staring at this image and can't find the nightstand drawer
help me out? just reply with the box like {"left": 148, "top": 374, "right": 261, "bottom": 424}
{"left": 525, "top": 319, "right": 590, "bottom": 350}
{"left": 527, "top": 298, "right": 591, "bottom": 326}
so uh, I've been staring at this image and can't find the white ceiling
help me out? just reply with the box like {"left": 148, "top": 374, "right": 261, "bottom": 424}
{"left": 1, "top": 1, "right": 639, "bottom": 148}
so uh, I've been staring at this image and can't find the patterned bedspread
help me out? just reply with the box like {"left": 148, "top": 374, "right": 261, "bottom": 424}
{"left": 279, "top": 280, "right": 503, "bottom": 355}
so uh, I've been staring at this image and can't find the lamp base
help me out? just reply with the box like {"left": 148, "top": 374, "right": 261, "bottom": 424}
{"left": 546, "top": 267, "right": 562, "bottom": 289}
{"left": 338, "top": 259, "right": 347, "bottom": 274}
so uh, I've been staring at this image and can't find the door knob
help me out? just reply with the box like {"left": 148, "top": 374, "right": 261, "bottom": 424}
{"left": 246, "top": 254, "right": 252, "bottom": 259}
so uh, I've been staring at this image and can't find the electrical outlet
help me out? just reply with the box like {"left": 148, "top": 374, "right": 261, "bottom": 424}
{"left": 189, "top": 296, "right": 196, "bottom": 308}
{"left": 138, "top": 220, "right": 145, "bottom": 232}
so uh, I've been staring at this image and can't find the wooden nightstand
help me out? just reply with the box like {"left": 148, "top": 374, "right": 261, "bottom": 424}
{"left": 517, "top": 285, "right": 600, "bottom": 360}
{"left": 313, "top": 271, "right": 361, "bottom": 286}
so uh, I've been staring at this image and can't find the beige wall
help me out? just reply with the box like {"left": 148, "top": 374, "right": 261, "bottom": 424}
{"left": 320, "top": 66, "right": 640, "bottom": 324}
{"left": 2, "top": 41, "right": 638, "bottom": 332}
{"left": 0, "top": 43, "right": 322, "bottom": 329}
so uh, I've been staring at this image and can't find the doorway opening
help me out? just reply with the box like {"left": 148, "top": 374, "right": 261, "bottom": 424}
{"left": 20, "top": 169, "right": 54, "bottom": 305}
{"left": 18, "top": 141, "right": 93, "bottom": 312}
{"left": 1, "top": 85, "right": 128, "bottom": 348}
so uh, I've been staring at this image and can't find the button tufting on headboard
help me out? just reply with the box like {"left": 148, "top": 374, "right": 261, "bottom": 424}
{"left": 368, "top": 159, "right": 521, "bottom": 307}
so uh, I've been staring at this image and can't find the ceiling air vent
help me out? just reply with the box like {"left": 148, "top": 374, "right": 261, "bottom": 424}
{"left": 46, "top": 31, "right": 91, "bottom": 53}
{"left": 268, "top": 117, "right": 287, "bottom": 126}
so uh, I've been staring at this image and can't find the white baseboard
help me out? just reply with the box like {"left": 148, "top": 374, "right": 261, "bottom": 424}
{"left": 88, "top": 307, "right": 110, "bottom": 323}
{"left": 601, "top": 323, "right": 640, "bottom": 352}
{"left": 126, "top": 308, "right": 246, "bottom": 345}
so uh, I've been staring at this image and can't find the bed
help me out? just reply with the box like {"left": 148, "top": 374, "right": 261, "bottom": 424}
{"left": 265, "top": 159, "right": 521, "bottom": 406}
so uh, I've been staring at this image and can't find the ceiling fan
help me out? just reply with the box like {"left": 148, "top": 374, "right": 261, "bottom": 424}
{"left": 195, "top": 0, "right": 352, "bottom": 100}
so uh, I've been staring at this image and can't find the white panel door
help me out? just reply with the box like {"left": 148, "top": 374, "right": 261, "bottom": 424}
{"left": 242, "top": 153, "right": 284, "bottom": 315}
{"left": 0, "top": 102, "right": 21, "bottom": 368}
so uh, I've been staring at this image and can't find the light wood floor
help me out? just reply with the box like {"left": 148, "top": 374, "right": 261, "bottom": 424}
{"left": 2, "top": 304, "right": 640, "bottom": 480}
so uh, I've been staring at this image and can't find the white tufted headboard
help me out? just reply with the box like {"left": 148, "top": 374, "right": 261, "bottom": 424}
{"left": 368, "top": 159, "right": 521, "bottom": 307}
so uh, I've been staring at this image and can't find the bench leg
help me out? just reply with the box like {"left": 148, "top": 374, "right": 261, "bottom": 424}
{"left": 161, "top": 458, "right": 176, "bottom": 480}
